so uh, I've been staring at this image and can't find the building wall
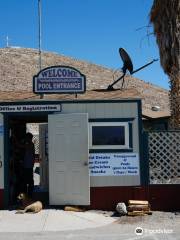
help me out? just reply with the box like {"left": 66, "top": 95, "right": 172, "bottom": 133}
{"left": 0, "top": 113, "right": 4, "bottom": 208}
{"left": 0, "top": 100, "right": 142, "bottom": 209}
{"left": 61, "top": 101, "right": 141, "bottom": 187}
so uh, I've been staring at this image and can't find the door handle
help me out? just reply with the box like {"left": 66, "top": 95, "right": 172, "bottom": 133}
{"left": 84, "top": 161, "right": 89, "bottom": 166}
{"left": 0, "top": 161, "right": 2, "bottom": 168}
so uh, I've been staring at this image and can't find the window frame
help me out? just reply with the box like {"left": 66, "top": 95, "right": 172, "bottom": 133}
{"left": 89, "top": 122, "right": 130, "bottom": 149}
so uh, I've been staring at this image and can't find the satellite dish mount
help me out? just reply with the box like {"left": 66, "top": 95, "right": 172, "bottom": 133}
{"left": 107, "top": 48, "right": 158, "bottom": 90}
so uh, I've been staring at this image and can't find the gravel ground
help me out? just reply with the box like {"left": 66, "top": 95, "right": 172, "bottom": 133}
{"left": 89, "top": 210, "right": 180, "bottom": 236}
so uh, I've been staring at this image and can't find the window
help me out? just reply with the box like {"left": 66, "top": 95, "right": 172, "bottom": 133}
{"left": 89, "top": 122, "right": 130, "bottom": 149}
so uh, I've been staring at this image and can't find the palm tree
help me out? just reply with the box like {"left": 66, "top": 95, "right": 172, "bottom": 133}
{"left": 150, "top": 0, "right": 180, "bottom": 129}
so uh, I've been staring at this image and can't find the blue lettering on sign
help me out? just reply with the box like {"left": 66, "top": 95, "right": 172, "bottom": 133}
{"left": 33, "top": 66, "right": 86, "bottom": 94}
{"left": 37, "top": 78, "right": 82, "bottom": 91}
{"left": 89, "top": 153, "right": 139, "bottom": 176}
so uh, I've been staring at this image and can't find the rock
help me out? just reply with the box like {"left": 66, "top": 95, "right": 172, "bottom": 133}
{"left": 116, "top": 202, "right": 127, "bottom": 216}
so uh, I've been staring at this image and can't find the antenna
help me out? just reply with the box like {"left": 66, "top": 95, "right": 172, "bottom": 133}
{"left": 107, "top": 48, "right": 158, "bottom": 90}
{"left": 38, "top": 0, "right": 42, "bottom": 70}
{"left": 6, "top": 36, "right": 9, "bottom": 47}
{"left": 38, "top": 0, "right": 43, "bottom": 99}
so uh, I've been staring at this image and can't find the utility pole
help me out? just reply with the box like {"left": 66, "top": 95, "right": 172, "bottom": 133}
{"left": 38, "top": 0, "right": 43, "bottom": 99}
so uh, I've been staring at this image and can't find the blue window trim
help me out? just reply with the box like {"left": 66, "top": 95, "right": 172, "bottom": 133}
{"left": 129, "top": 122, "right": 133, "bottom": 149}
{"left": 3, "top": 114, "right": 9, "bottom": 208}
{"left": 0, "top": 99, "right": 141, "bottom": 106}
{"left": 89, "top": 149, "right": 133, "bottom": 153}
{"left": 89, "top": 118, "right": 135, "bottom": 122}
{"left": 137, "top": 100, "right": 147, "bottom": 185}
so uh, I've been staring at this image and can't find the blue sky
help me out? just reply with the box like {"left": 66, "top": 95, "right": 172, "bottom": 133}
{"left": 0, "top": 0, "right": 169, "bottom": 89}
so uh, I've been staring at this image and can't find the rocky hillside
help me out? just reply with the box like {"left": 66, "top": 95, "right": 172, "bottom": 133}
{"left": 0, "top": 47, "right": 169, "bottom": 111}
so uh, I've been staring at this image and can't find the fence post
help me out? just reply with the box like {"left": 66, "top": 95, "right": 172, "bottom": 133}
{"left": 140, "top": 131, "right": 149, "bottom": 186}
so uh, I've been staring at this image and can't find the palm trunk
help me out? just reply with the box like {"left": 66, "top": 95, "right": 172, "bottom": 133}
{"left": 150, "top": 0, "right": 180, "bottom": 130}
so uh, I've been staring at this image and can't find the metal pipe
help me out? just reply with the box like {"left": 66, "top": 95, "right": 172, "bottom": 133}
{"left": 107, "top": 59, "right": 158, "bottom": 90}
{"left": 131, "top": 59, "right": 158, "bottom": 75}
{"left": 38, "top": 0, "right": 42, "bottom": 70}
{"left": 107, "top": 73, "right": 125, "bottom": 90}
{"left": 38, "top": 0, "right": 43, "bottom": 99}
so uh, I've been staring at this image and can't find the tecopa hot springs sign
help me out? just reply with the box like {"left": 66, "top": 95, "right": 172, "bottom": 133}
{"left": 33, "top": 66, "right": 86, "bottom": 94}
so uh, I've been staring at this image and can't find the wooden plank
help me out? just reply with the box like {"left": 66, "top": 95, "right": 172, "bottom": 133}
{"left": 128, "top": 200, "right": 149, "bottom": 205}
{"left": 128, "top": 211, "right": 152, "bottom": 216}
{"left": 64, "top": 206, "right": 85, "bottom": 212}
{"left": 127, "top": 205, "right": 150, "bottom": 212}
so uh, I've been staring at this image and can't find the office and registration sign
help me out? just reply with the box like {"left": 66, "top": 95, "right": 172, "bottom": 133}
{"left": 33, "top": 66, "right": 86, "bottom": 94}
{"left": 0, "top": 104, "right": 61, "bottom": 113}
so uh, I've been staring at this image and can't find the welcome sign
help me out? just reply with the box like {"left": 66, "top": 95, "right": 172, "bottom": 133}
{"left": 33, "top": 66, "right": 86, "bottom": 94}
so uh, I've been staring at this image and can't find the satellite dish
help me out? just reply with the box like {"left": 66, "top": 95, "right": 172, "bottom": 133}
{"left": 107, "top": 47, "right": 158, "bottom": 91}
{"left": 119, "top": 48, "right": 133, "bottom": 74}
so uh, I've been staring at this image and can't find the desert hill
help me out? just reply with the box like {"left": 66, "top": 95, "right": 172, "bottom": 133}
{"left": 0, "top": 47, "right": 169, "bottom": 114}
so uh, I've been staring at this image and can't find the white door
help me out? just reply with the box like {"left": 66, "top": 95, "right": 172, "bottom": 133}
{"left": 48, "top": 113, "right": 89, "bottom": 205}
{"left": 0, "top": 114, "right": 4, "bottom": 190}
